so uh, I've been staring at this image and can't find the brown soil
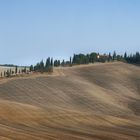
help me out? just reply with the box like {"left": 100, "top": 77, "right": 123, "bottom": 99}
{"left": 0, "top": 62, "right": 140, "bottom": 140}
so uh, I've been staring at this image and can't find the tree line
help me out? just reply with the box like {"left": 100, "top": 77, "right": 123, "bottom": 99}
{"left": 32, "top": 57, "right": 54, "bottom": 73}
{"left": 1, "top": 51, "right": 140, "bottom": 78}
{"left": 124, "top": 52, "right": 140, "bottom": 64}
{"left": 29, "top": 51, "right": 122, "bottom": 72}
{"left": 32, "top": 51, "right": 140, "bottom": 72}
{"left": 0, "top": 66, "right": 29, "bottom": 78}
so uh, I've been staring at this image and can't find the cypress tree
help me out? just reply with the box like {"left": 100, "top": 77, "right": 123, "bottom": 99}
{"left": 15, "top": 66, "right": 18, "bottom": 74}
{"left": 108, "top": 52, "right": 112, "bottom": 62}
{"left": 70, "top": 57, "right": 72, "bottom": 66}
{"left": 51, "top": 58, "right": 53, "bottom": 66}
{"left": 30, "top": 65, "right": 34, "bottom": 72}
{"left": 124, "top": 52, "right": 127, "bottom": 60}
{"left": 113, "top": 51, "right": 117, "bottom": 61}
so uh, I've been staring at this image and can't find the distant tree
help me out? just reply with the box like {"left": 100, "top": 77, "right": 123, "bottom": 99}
{"left": 124, "top": 52, "right": 127, "bottom": 60}
{"left": 6, "top": 70, "right": 11, "bottom": 77}
{"left": 113, "top": 51, "right": 117, "bottom": 61}
{"left": 12, "top": 71, "right": 14, "bottom": 75}
{"left": 24, "top": 67, "right": 27, "bottom": 73}
{"left": 136, "top": 52, "right": 140, "bottom": 63}
{"left": 34, "top": 63, "right": 40, "bottom": 71}
{"left": 70, "top": 57, "right": 72, "bottom": 66}
{"left": 117, "top": 55, "right": 122, "bottom": 61}
{"left": 54, "top": 60, "right": 61, "bottom": 67}
{"left": 33, "top": 57, "right": 53, "bottom": 73}
{"left": 72, "top": 54, "right": 76, "bottom": 64}
{"left": 54, "top": 60, "right": 58, "bottom": 67}
{"left": 10, "top": 69, "right": 12, "bottom": 75}
{"left": 4, "top": 71, "right": 6, "bottom": 77}
{"left": 41, "top": 60, "right": 44, "bottom": 67}
{"left": 15, "top": 66, "right": 18, "bottom": 74}
{"left": 51, "top": 58, "right": 53, "bottom": 66}
{"left": 58, "top": 60, "right": 60, "bottom": 66}
{"left": 124, "top": 52, "right": 140, "bottom": 64}
{"left": 45, "top": 57, "right": 50, "bottom": 68}
{"left": 61, "top": 60, "right": 65, "bottom": 66}
{"left": 30, "top": 65, "right": 34, "bottom": 72}
{"left": 108, "top": 52, "right": 112, "bottom": 62}
{"left": 89, "top": 52, "right": 97, "bottom": 63}
{"left": 86, "top": 54, "right": 90, "bottom": 64}
{"left": 39, "top": 60, "right": 44, "bottom": 72}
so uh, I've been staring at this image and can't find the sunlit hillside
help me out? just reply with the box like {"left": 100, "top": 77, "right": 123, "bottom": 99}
{"left": 0, "top": 62, "right": 140, "bottom": 140}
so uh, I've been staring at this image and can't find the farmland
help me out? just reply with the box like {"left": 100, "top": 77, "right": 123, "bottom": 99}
{"left": 0, "top": 62, "right": 140, "bottom": 140}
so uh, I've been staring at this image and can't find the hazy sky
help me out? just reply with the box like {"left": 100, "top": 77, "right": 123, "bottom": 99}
{"left": 0, "top": 0, "right": 140, "bottom": 65}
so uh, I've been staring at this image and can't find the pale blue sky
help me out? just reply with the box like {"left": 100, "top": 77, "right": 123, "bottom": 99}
{"left": 0, "top": 0, "right": 140, "bottom": 65}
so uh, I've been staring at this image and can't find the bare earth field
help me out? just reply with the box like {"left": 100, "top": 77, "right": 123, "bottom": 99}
{"left": 0, "top": 62, "right": 140, "bottom": 140}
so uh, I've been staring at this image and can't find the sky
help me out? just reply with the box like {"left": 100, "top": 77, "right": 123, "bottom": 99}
{"left": 0, "top": 0, "right": 140, "bottom": 65}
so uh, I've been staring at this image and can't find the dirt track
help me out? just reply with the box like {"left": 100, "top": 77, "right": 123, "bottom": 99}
{"left": 0, "top": 62, "right": 140, "bottom": 140}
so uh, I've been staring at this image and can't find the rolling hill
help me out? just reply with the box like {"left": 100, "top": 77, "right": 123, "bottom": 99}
{"left": 0, "top": 62, "right": 140, "bottom": 140}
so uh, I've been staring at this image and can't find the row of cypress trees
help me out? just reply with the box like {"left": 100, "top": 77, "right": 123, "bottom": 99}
{"left": 32, "top": 51, "right": 140, "bottom": 73}
{"left": 30, "top": 51, "right": 122, "bottom": 72}
{"left": 1, "top": 51, "right": 140, "bottom": 77}
{"left": 32, "top": 57, "right": 53, "bottom": 73}
{"left": 0, "top": 66, "right": 28, "bottom": 77}
{"left": 124, "top": 52, "right": 140, "bottom": 64}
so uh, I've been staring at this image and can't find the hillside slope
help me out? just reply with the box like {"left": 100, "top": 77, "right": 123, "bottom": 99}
{"left": 0, "top": 62, "right": 140, "bottom": 140}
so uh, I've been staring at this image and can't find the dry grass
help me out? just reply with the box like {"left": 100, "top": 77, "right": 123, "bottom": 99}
{"left": 0, "top": 62, "right": 140, "bottom": 140}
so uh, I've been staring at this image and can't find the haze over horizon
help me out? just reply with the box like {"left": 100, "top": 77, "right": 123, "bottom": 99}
{"left": 0, "top": 0, "right": 140, "bottom": 65}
